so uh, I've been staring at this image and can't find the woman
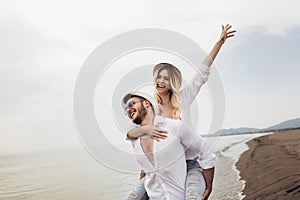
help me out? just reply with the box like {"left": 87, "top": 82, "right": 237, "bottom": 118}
{"left": 126, "top": 24, "right": 236, "bottom": 200}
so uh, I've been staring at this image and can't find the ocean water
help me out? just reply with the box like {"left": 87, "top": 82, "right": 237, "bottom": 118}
{"left": 206, "top": 132, "right": 273, "bottom": 158}
{"left": 0, "top": 133, "right": 272, "bottom": 200}
{"left": 0, "top": 149, "right": 135, "bottom": 200}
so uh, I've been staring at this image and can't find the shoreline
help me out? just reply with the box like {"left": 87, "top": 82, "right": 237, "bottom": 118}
{"left": 209, "top": 154, "right": 243, "bottom": 200}
{"left": 209, "top": 133, "right": 273, "bottom": 199}
{"left": 236, "top": 129, "right": 300, "bottom": 199}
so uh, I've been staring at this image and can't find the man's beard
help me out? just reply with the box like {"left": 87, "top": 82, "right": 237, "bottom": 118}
{"left": 133, "top": 105, "right": 147, "bottom": 125}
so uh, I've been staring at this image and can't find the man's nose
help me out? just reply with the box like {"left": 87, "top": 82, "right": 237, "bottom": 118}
{"left": 126, "top": 107, "right": 131, "bottom": 114}
{"left": 127, "top": 107, "right": 133, "bottom": 115}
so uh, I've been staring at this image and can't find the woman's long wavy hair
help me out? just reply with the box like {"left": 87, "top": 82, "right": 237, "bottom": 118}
{"left": 153, "top": 63, "right": 182, "bottom": 118}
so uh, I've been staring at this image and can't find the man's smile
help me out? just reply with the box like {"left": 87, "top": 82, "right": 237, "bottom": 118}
{"left": 129, "top": 109, "right": 137, "bottom": 119}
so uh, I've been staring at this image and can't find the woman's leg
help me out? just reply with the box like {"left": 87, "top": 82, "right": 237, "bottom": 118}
{"left": 186, "top": 166, "right": 206, "bottom": 200}
{"left": 126, "top": 177, "right": 149, "bottom": 200}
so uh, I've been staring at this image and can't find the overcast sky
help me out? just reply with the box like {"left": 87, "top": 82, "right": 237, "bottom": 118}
{"left": 1, "top": 0, "right": 300, "bottom": 154}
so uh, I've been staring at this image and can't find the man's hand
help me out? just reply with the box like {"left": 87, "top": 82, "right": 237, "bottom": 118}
{"left": 218, "top": 24, "right": 236, "bottom": 45}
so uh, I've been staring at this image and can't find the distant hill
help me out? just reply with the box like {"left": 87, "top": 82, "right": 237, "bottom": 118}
{"left": 262, "top": 118, "right": 300, "bottom": 131}
{"left": 208, "top": 117, "right": 300, "bottom": 137}
{"left": 212, "top": 127, "right": 260, "bottom": 136}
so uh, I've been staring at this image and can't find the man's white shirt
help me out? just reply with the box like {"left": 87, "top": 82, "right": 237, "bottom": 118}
{"left": 131, "top": 116, "right": 215, "bottom": 200}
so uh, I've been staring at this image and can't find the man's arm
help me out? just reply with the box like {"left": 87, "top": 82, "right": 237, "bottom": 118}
{"left": 127, "top": 125, "right": 168, "bottom": 141}
{"left": 202, "top": 167, "right": 215, "bottom": 200}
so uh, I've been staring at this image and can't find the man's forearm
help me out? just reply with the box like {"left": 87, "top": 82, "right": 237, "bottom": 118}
{"left": 202, "top": 167, "right": 215, "bottom": 190}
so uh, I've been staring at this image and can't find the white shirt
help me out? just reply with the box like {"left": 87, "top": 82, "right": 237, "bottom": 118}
{"left": 131, "top": 116, "right": 215, "bottom": 200}
{"left": 180, "top": 64, "right": 210, "bottom": 128}
{"left": 179, "top": 64, "right": 211, "bottom": 162}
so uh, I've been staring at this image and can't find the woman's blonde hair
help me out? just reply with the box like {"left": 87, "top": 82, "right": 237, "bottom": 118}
{"left": 153, "top": 63, "right": 182, "bottom": 117}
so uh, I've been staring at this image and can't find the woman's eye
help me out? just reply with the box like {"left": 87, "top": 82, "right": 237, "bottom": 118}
{"left": 164, "top": 77, "right": 170, "bottom": 81}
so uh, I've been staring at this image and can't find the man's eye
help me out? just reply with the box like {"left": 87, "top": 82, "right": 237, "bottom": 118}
{"left": 127, "top": 102, "right": 133, "bottom": 108}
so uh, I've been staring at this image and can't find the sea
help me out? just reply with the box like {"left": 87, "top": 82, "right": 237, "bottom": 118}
{"left": 0, "top": 132, "right": 272, "bottom": 200}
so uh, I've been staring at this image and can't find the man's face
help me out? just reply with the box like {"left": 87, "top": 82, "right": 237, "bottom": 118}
{"left": 125, "top": 97, "right": 147, "bottom": 124}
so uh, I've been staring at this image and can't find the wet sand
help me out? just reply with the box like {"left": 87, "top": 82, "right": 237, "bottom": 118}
{"left": 236, "top": 129, "right": 300, "bottom": 199}
{"left": 209, "top": 154, "right": 244, "bottom": 200}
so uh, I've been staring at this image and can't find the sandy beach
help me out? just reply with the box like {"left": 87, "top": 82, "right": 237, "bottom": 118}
{"left": 236, "top": 129, "right": 300, "bottom": 199}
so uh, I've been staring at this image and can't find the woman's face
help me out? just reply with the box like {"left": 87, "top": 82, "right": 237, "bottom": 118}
{"left": 155, "top": 69, "right": 171, "bottom": 95}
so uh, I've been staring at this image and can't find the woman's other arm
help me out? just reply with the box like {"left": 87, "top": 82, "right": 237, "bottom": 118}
{"left": 202, "top": 24, "right": 236, "bottom": 67}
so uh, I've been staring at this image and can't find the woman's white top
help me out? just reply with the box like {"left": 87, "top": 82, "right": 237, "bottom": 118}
{"left": 179, "top": 64, "right": 211, "bottom": 161}
{"left": 180, "top": 64, "right": 210, "bottom": 127}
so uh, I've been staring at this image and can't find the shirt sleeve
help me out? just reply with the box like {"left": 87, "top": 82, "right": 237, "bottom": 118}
{"left": 125, "top": 124, "right": 139, "bottom": 141}
{"left": 177, "top": 122, "right": 215, "bottom": 169}
{"left": 130, "top": 138, "right": 138, "bottom": 149}
{"left": 180, "top": 64, "right": 210, "bottom": 104}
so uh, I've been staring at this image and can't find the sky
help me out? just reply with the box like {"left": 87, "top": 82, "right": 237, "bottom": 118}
{"left": 0, "top": 0, "right": 300, "bottom": 154}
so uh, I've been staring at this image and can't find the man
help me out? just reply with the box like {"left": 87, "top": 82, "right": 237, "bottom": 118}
{"left": 122, "top": 91, "right": 215, "bottom": 200}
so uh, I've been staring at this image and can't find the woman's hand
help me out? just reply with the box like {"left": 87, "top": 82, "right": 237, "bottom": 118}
{"left": 144, "top": 125, "right": 168, "bottom": 141}
{"left": 202, "top": 24, "right": 236, "bottom": 67}
{"left": 218, "top": 24, "right": 236, "bottom": 45}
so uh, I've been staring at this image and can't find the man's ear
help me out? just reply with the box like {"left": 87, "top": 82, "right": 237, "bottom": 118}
{"left": 143, "top": 100, "right": 150, "bottom": 108}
